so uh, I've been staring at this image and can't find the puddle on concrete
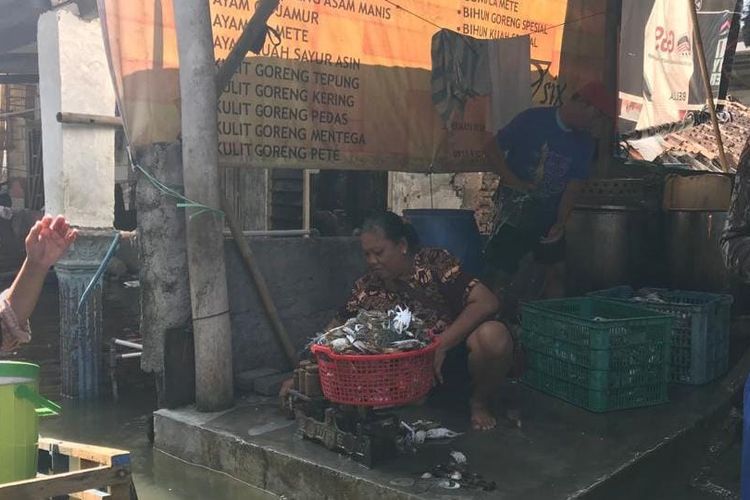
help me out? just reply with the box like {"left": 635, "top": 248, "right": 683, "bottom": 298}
{"left": 40, "top": 393, "right": 277, "bottom": 500}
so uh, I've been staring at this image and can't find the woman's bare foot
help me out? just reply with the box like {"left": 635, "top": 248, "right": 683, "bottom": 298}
{"left": 470, "top": 398, "right": 496, "bottom": 431}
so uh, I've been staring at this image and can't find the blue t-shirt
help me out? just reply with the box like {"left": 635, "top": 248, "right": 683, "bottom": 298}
{"left": 493, "top": 106, "right": 595, "bottom": 236}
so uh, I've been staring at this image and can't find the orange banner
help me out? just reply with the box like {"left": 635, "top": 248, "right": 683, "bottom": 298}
{"left": 99, "top": 0, "right": 571, "bottom": 172}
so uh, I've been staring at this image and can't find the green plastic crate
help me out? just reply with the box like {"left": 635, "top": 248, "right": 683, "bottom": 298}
{"left": 588, "top": 287, "right": 732, "bottom": 384}
{"left": 521, "top": 298, "right": 672, "bottom": 412}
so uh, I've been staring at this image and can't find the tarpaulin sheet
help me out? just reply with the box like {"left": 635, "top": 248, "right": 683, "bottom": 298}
{"left": 98, "top": 0, "right": 584, "bottom": 172}
{"left": 618, "top": 0, "right": 737, "bottom": 133}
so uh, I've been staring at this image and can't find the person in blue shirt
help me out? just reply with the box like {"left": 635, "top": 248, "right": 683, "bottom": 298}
{"left": 483, "top": 82, "right": 613, "bottom": 301}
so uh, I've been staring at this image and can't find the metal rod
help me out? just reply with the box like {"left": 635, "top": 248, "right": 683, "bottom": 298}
{"left": 114, "top": 339, "right": 143, "bottom": 350}
{"left": 215, "top": 0, "right": 280, "bottom": 95}
{"left": 621, "top": 111, "right": 710, "bottom": 141}
{"left": 221, "top": 196, "right": 299, "bottom": 368}
{"left": 56, "top": 112, "right": 123, "bottom": 128}
{"left": 303, "top": 170, "right": 311, "bottom": 231}
{"left": 688, "top": 0, "right": 730, "bottom": 172}
{"left": 0, "top": 108, "right": 38, "bottom": 119}
{"left": 117, "top": 353, "right": 142, "bottom": 360}
{"left": 288, "top": 389, "right": 311, "bottom": 402}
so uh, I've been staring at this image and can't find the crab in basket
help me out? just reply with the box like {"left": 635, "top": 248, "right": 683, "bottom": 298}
{"left": 311, "top": 306, "right": 432, "bottom": 355}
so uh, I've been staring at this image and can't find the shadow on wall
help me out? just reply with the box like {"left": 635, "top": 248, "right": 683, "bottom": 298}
{"left": 114, "top": 183, "right": 137, "bottom": 231}
{"left": 225, "top": 236, "right": 365, "bottom": 372}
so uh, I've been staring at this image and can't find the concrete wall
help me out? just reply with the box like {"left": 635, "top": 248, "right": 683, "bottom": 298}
{"left": 221, "top": 167, "right": 269, "bottom": 230}
{"left": 388, "top": 171, "right": 498, "bottom": 234}
{"left": 225, "top": 236, "right": 365, "bottom": 372}
{"left": 38, "top": 7, "right": 115, "bottom": 227}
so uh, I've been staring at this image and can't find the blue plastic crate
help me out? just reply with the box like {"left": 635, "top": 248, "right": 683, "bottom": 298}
{"left": 588, "top": 287, "right": 733, "bottom": 384}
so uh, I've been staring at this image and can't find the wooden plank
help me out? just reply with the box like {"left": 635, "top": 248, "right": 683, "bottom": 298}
{"left": 70, "top": 457, "right": 99, "bottom": 471}
{"left": 0, "top": 466, "right": 130, "bottom": 500}
{"left": 38, "top": 438, "right": 130, "bottom": 467}
{"left": 57, "top": 112, "right": 123, "bottom": 128}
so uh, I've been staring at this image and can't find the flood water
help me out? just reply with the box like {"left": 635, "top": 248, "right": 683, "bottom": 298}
{"left": 2, "top": 277, "right": 276, "bottom": 500}
{"left": 39, "top": 393, "right": 276, "bottom": 499}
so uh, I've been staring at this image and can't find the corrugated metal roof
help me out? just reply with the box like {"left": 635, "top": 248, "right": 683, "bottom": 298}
{"left": 655, "top": 99, "right": 750, "bottom": 173}
{"left": 626, "top": 46, "right": 750, "bottom": 174}
{"left": 626, "top": 101, "right": 750, "bottom": 174}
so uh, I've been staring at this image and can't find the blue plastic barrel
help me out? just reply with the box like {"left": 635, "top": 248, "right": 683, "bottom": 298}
{"left": 743, "top": 373, "right": 750, "bottom": 500}
{"left": 403, "top": 209, "right": 483, "bottom": 276}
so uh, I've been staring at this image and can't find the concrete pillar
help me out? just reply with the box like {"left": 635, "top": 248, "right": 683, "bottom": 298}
{"left": 37, "top": 7, "right": 116, "bottom": 398}
{"left": 38, "top": 7, "right": 115, "bottom": 226}
{"left": 55, "top": 229, "right": 113, "bottom": 398}
{"left": 135, "top": 143, "right": 192, "bottom": 407}
{"left": 174, "top": 0, "right": 234, "bottom": 411}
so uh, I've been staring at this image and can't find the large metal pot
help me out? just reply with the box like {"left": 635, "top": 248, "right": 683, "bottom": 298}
{"left": 665, "top": 210, "right": 728, "bottom": 292}
{"left": 566, "top": 206, "right": 662, "bottom": 295}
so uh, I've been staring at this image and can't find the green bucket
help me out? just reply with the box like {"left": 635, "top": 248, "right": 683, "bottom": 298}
{"left": 0, "top": 361, "right": 60, "bottom": 484}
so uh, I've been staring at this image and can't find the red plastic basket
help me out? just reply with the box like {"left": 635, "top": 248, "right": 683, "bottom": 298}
{"left": 311, "top": 338, "right": 439, "bottom": 407}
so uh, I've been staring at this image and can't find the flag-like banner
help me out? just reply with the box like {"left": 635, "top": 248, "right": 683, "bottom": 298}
{"left": 618, "top": 0, "right": 737, "bottom": 133}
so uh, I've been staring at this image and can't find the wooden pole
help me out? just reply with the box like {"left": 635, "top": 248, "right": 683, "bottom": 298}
{"left": 174, "top": 0, "right": 234, "bottom": 411}
{"left": 688, "top": 0, "right": 730, "bottom": 172}
{"left": 221, "top": 197, "right": 299, "bottom": 368}
{"left": 0, "top": 107, "right": 37, "bottom": 119}
{"left": 56, "top": 112, "right": 122, "bottom": 127}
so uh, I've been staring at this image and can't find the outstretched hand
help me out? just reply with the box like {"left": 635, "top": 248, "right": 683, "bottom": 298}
{"left": 25, "top": 215, "right": 77, "bottom": 269}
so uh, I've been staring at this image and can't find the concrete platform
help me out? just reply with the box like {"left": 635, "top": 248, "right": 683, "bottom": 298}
{"left": 154, "top": 340, "right": 750, "bottom": 500}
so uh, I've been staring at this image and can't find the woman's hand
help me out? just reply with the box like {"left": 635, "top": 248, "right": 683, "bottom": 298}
{"left": 433, "top": 348, "right": 446, "bottom": 384}
{"left": 25, "top": 215, "right": 77, "bottom": 270}
{"left": 5, "top": 215, "right": 78, "bottom": 332}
